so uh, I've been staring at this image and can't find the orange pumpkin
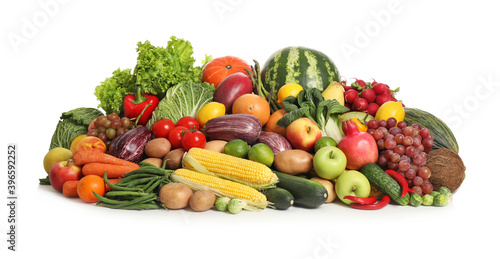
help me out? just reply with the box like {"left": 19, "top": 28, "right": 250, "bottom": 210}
{"left": 201, "top": 56, "right": 251, "bottom": 88}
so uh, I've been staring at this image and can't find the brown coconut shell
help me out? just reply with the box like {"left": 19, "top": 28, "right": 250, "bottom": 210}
{"left": 426, "top": 148, "right": 466, "bottom": 192}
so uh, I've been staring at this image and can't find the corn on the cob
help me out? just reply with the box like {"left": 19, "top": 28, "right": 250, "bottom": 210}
{"left": 171, "top": 168, "right": 268, "bottom": 210}
{"left": 182, "top": 147, "right": 278, "bottom": 190}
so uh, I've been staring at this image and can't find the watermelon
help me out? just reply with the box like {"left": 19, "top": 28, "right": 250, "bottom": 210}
{"left": 260, "top": 46, "right": 340, "bottom": 96}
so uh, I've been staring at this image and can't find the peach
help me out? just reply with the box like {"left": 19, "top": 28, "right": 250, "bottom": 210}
{"left": 71, "top": 136, "right": 107, "bottom": 156}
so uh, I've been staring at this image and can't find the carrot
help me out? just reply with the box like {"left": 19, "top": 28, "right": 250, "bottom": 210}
{"left": 74, "top": 151, "right": 138, "bottom": 167}
{"left": 62, "top": 180, "right": 79, "bottom": 198}
{"left": 82, "top": 163, "right": 140, "bottom": 178}
{"left": 105, "top": 178, "right": 122, "bottom": 191}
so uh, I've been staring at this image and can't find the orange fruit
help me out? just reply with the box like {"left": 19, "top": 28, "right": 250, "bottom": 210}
{"left": 77, "top": 175, "right": 105, "bottom": 203}
{"left": 265, "top": 109, "right": 287, "bottom": 137}
{"left": 232, "top": 94, "right": 271, "bottom": 126}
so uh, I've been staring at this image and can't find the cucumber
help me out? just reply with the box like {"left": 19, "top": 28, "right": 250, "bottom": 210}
{"left": 273, "top": 171, "right": 328, "bottom": 208}
{"left": 262, "top": 187, "right": 294, "bottom": 210}
{"left": 360, "top": 163, "right": 410, "bottom": 206}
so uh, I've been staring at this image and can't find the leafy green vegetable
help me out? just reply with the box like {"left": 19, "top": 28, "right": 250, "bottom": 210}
{"left": 94, "top": 36, "right": 212, "bottom": 115}
{"left": 277, "top": 88, "right": 349, "bottom": 143}
{"left": 49, "top": 107, "right": 103, "bottom": 150}
{"left": 146, "top": 81, "right": 215, "bottom": 126}
{"left": 94, "top": 68, "right": 136, "bottom": 115}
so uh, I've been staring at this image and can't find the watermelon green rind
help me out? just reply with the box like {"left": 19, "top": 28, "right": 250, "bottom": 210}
{"left": 260, "top": 46, "right": 340, "bottom": 96}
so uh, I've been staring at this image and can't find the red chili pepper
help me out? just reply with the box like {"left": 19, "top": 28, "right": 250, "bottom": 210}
{"left": 343, "top": 195, "right": 377, "bottom": 205}
{"left": 123, "top": 88, "right": 159, "bottom": 126}
{"left": 385, "top": 169, "right": 408, "bottom": 198}
{"left": 350, "top": 195, "right": 390, "bottom": 210}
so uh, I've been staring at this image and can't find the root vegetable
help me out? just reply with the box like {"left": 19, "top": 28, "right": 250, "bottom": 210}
{"left": 145, "top": 138, "right": 171, "bottom": 158}
{"left": 142, "top": 158, "right": 163, "bottom": 168}
{"left": 159, "top": 183, "right": 193, "bottom": 210}
{"left": 163, "top": 148, "right": 186, "bottom": 170}
{"left": 310, "top": 177, "right": 336, "bottom": 203}
{"left": 189, "top": 190, "right": 216, "bottom": 212}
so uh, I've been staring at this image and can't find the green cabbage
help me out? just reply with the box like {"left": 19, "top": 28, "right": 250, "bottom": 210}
{"left": 49, "top": 107, "right": 104, "bottom": 150}
{"left": 146, "top": 81, "right": 215, "bottom": 126}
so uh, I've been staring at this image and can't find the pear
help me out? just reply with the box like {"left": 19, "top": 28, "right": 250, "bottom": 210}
{"left": 322, "top": 82, "right": 345, "bottom": 106}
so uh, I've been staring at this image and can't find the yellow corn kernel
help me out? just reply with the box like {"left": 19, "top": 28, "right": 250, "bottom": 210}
{"left": 182, "top": 147, "right": 278, "bottom": 190}
{"left": 172, "top": 168, "right": 268, "bottom": 209}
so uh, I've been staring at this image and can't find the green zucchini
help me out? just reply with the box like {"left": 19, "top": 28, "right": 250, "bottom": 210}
{"left": 403, "top": 107, "right": 459, "bottom": 153}
{"left": 262, "top": 187, "right": 294, "bottom": 210}
{"left": 273, "top": 171, "right": 328, "bottom": 208}
{"left": 360, "top": 163, "right": 410, "bottom": 206}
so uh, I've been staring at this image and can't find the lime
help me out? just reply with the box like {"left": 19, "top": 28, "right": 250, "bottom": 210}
{"left": 248, "top": 143, "right": 274, "bottom": 167}
{"left": 314, "top": 136, "right": 337, "bottom": 153}
{"left": 223, "top": 139, "right": 251, "bottom": 158}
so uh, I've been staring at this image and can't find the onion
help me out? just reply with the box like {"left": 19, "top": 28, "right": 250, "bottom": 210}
{"left": 337, "top": 119, "right": 378, "bottom": 170}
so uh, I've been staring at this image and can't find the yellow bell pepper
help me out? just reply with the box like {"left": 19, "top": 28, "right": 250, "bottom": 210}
{"left": 351, "top": 117, "right": 367, "bottom": 132}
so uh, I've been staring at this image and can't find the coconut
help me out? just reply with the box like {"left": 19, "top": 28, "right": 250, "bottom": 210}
{"left": 426, "top": 148, "right": 466, "bottom": 192}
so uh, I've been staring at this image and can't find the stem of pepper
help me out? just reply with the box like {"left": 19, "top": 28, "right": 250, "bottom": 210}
{"left": 132, "top": 87, "right": 147, "bottom": 104}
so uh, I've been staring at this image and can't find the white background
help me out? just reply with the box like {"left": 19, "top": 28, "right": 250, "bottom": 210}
{"left": 1, "top": 0, "right": 499, "bottom": 258}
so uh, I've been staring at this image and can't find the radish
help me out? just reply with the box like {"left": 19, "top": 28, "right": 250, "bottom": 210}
{"left": 344, "top": 89, "right": 358, "bottom": 104}
{"left": 352, "top": 97, "right": 368, "bottom": 112}
{"left": 375, "top": 94, "right": 391, "bottom": 106}
{"left": 360, "top": 88, "right": 376, "bottom": 103}
{"left": 338, "top": 119, "right": 379, "bottom": 170}
{"left": 366, "top": 102, "right": 380, "bottom": 116}
{"left": 372, "top": 83, "right": 389, "bottom": 95}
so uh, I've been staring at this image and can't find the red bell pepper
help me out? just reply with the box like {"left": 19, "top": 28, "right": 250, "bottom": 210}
{"left": 123, "top": 88, "right": 159, "bottom": 126}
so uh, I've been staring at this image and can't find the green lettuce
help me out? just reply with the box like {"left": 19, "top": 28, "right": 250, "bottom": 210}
{"left": 49, "top": 107, "right": 104, "bottom": 150}
{"left": 94, "top": 68, "right": 136, "bottom": 115}
{"left": 146, "top": 81, "right": 215, "bottom": 127}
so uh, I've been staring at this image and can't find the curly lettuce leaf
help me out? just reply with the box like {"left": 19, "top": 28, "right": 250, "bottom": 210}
{"left": 94, "top": 68, "right": 135, "bottom": 115}
{"left": 49, "top": 107, "right": 104, "bottom": 150}
{"left": 146, "top": 81, "right": 215, "bottom": 127}
{"left": 134, "top": 36, "right": 211, "bottom": 96}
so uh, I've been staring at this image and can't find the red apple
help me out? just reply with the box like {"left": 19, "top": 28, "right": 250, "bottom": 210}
{"left": 49, "top": 161, "right": 83, "bottom": 192}
{"left": 286, "top": 118, "right": 322, "bottom": 152}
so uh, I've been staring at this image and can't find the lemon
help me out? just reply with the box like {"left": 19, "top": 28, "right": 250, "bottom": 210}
{"left": 248, "top": 143, "right": 274, "bottom": 167}
{"left": 375, "top": 101, "right": 405, "bottom": 123}
{"left": 196, "top": 102, "right": 226, "bottom": 127}
{"left": 277, "top": 83, "right": 304, "bottom": 105}
{"left": 224, "top": 139, "right": 251, "bottom": 158}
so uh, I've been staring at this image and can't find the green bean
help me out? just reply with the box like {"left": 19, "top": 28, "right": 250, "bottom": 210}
{"left": 105, "top": 191, "right": 152, "bottom": 198}
{"left": 99, "top": 201, "right": 163, "bottom": 210}
{"left": 144, "top": 178, "right": 163, "bottom": 194}
{"left": 101, "top": 193, "right": 157, "bottom": 209}
{"left": 103, "top": 173, "right": 142, "bottom": 192}
{"left": 125, "top": 165, "right": 172, "bottom": 177}
{"left": 94, "top": 192, "right": 128, "bottom": 205}
{"left": 124, "top": 176, "right": 158, "bottom": 188}
{"left": 115, "top": 173, "right": 160, "bottom": 185}
{"left": 140, "top": 177, "right": 161, "bottom": 192}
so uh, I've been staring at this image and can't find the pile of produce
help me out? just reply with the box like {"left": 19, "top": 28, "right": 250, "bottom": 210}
{"left": 41, "top": 36, "right": 466, "bottom": 213}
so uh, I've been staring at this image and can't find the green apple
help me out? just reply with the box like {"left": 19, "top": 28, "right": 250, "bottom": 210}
{"left": 314, "top": 136, "right": 337, "bottom": 153}
{"left": 313, "top": 146, "right": 347, "bottom": 180}
{"left": 335, "top": 170, "right": 371, "bottom": 205}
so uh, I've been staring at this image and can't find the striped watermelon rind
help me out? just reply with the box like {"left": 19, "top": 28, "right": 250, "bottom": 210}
{"left": 260, "top": 46, "right": 340, "bottom": 96}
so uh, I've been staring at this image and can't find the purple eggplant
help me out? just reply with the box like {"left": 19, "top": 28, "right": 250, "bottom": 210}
{"left": 202, "top": 114, "right": 262, "bottom": 144}
{"left": 109, "top": 126, "right": 152, "bottom": 163}
{"left": 256, "top": 131, "right": 292, "bottom": 155}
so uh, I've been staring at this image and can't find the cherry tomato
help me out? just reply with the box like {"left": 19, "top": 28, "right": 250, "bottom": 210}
{"left": 152, "top": 118, "right": 176, "bottom": 139}
{"left": 176, "top": 116, "right": 200, "bottom": 131}
{"left": 182, "top": 130, "right": 206, "bottom": 151}
{"left": 168, "top": 126, "right": 189, "bottom": 149}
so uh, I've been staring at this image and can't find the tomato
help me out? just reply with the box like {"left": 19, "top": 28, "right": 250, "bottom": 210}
{"left": 152, "top": 118, "right": 175, "bottom": 138}
{"left": 168, "top": 126, "right": 189, "bottom": 149}
{"left": 176, "top": 116, "right": 200, "bottom": 131}
{"left": 181, "top": 130, "right": 206, "bottom": 151}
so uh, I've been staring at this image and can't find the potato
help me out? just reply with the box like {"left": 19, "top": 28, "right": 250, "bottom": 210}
{"left": 145, "top": 138, "right": 171, "bottom": 158}
{"left": 163, "top": 148, "right": 186, "bottom": 169}
{"left": 204, "top": 140, "right": 227, "bottom": 153}
{"left": 274, "top": 149, "right": 313, "bottom": 175}
{"left": 159, "top": 183, "right": 193, "bottom": 210}
{"left": 141, "top": 157, "right": 163, "bottom": 167}
{"left": 189, "top": 190, "right": 216, "bottom": 212}
{"left": 310, "top": 177, "right": 336, "bottom": 203}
